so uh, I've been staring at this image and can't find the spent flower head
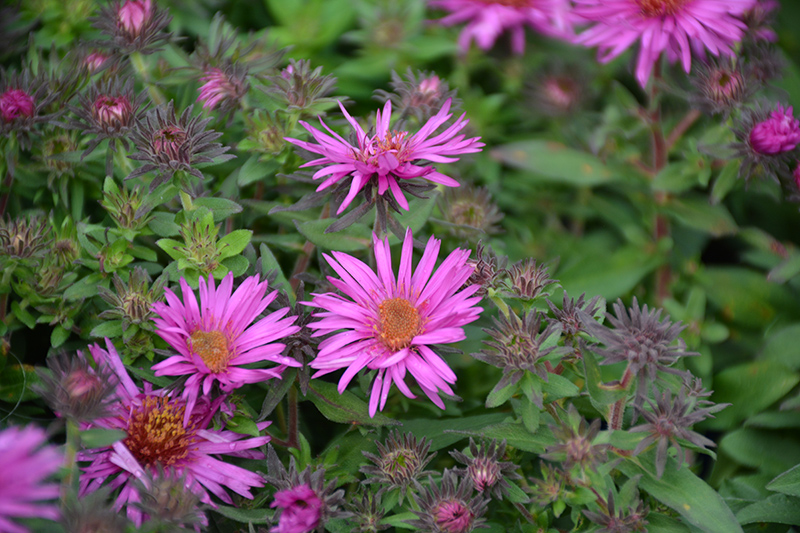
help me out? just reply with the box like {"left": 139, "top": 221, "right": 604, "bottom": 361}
{"left": 574, "top": 0, "right": 756, "bottom": 87}
{"left": 374, "top": 69, "right": 460, "bottom": 124}
{"left": 438, "top": 184, "right": 504, "bottom": 240}
{"left": 151, "top": 272, "right": 300, "bottom": 423}
{"left": 35, "top": 350, "right": 119, "bottom": 422}
{"left": 529, "top": 462, "right": 566, "bottom": 507}
{"left": 581, "top": 297, "right": 697, "bottom": 416}
{"left": 0, "top": 425, "right": 63, "bottom": 533}
{"left": 630, "top": 383, "right": 728, "bottom": 478}
{"left": 127, "top": 101, "right": 234, "bottom": 190}
{"left": 304, "top": 229, "right": 482, "bottom": 416}
{"left": 361, "top": 431, "right": 436, "bottom": 495}
{"left": 473, "top": 310, "right": 562, "bottom": 399}
{"left": 450, "top": 439, "right": 520, "bottom": 500}
{"left": 505, "top": 258, "right": 555, "bottom": 300}
{"left": 286, "top": 98, "right": 483, "bottom": 215}
{"left": 407, "top": 470, "right": 488, "bottom": 533}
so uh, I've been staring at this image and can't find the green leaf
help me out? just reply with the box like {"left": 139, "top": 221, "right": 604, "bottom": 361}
{"left": 380, "top": 512, "right": 417, "bottom": 529}
{"left": 217, "top": 229, "right": 252, "bottom": 260}
{"left": 761, "top": 324, "right": 800, "bottom": 370}
{"left": 259, "top": 243, "right": 293, "bottom": 302}
{"left": 400, "top": 414, "right": 508, "bottom": 451}
{"left": 64, "top": 273, "right": 105, "bottom": 301}
{"left": 448, "top": 421, "right": 555, "bottom": 454}
{"left": 226, "top": 416, "right": 260, "bottom": 437}
{"left": 237, "top": 155, "right": 278, "bottom": 187}
{"left": 653, "top": 158, "right": 711, "bottom": 194}
{"left": 156, "top": 238, "right": 186, "bottom": 261}
{"left": 296, "top": 219, "right": 371, "bottom": 251}
{"left": 541, "top": 373, "right": 579, "bottom": 402}
{"left": 258, "top": 369, "right": 296, "bottom": 421}
{"left": 720, "top": 428, "right": 800, "bottom": 476}
{"left": 485, "top": 379, "right": 518, "bottom": 408}
{"left": 618, "top": 453, "right": 743, "bottom": 533}
{"left": 662, "top": 196, "right": 738, "bottom": 236}
{"left": 768, "top": 253, "right": 800, "bottom": 284}
{"left": 389, "top": 195, "right": 438, "bottom": 238}
{"left": 212, "top": 505, "right": 271, "bottom": 524}
{"left": 305, "top": 380, "right": 400, "bottom": 427}
{"left": 90, "top": 320, "right": 123, "bottom": 339}
{"left": 0, "top": 364, "right": 41, "bottom": 403}
{"left": 491, "top": 140, "right": 619, "bottom": 186}
{"left": 736, "top": 494, "right": 800, "bottom": 526}
{"left": 767, "top": 463, "right": 800, "bottom": 497}
{"left": 193, "top": 197, "right": 243, "bottom": 221}
{"left": 221, "top": 254, "right": 249, "bottom": 276}
{"left": 51, "top": 325, "right": 70, "bottom": 348}
{"left": 703, "top": 360, "right": 800, "bottom": 430}
{"left": 583, "top": 349, "right": 627, "bottom": 407}
{"left": 11, "top": 301, "right": 36, "bottom": 329}
{"left": 710, "top": 160, "right": 740, "bottom": 204}
{"left": 148, "top": 212, "right": 180, "bottom": 237}
{"left": 79, "top": 428, "right": 126, "bottom": 448}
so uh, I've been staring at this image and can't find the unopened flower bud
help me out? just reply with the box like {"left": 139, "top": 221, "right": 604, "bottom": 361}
{"left": 507, "top": 258, "right": 555, "bottom": 300}
{"left": 84, "top": 52, "right": 110, "bottom": 73}
{"left": 35, "top": 351, "right": 118, "bottom": 422}
{"left": 361, "top": 431, "right": 436, "bottom": 494}
{"left": 93, "top": 95, "right": 133, "bottom": 130}
{"left": 116, "top": 0, "right": 152, "bottom": 37}
{"left": 197, "top": 67, "right": 246, "bottom": 111}
{"left": 0, "top": 89, "right": 34, "bottom": 122}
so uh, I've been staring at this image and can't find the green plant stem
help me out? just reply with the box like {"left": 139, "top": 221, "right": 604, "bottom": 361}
{"left": 62, "top": 419, "right": 81, "bottom": 498}
{"left": 179, "top": 190, "right": 195, "bottom": 211}
{"left": 130, "top": 52, "right": 166, "bottom": 106}
{"left": 290, "top": 203, "right": 330, "bottom": 292}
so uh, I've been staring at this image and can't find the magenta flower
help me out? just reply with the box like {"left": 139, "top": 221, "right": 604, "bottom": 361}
{"left": 0, "top": 425, "right": 62, "bottom": 533}
{"left": 286, "top": 98, "right": 483, "bottom": 214}
{"left": 0, "top": 89, "right": 35, "bottom": 123}
{"left": 573, "top": 0, "right": 756, "bottom": 87}
{"left": 197, "top": 67, "right": 245, "bottom": 111}
{"left": 152, "top": 273, "right": 301, "bottom": 422}
{"left": 749, "top": 104, "right": 800, "bottom": 155}
{"left": 80, "top": 339, "right": 270, "bottom": 527}
{"left": 270, "top": 484, "right": 323, "bottom": 533}
{"left": 305, "top": 229, "right": 482, "bottom": 417}
{"left": 429, "top": 0, "right": 574, "bottom": 54}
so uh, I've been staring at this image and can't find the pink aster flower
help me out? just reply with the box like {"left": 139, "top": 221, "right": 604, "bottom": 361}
{"left": 197, "top": 67, "right": 245, "bottom": 111}
{"left": 304, "top": 229, "right": 483, "bottom": 417}
{"left": 749, "top": 104, "right": 800, "bottom": 155}
{"left": 152, "top": 273, "right": 301, "bottom": 423}
{"left": 80, "top": 339, "right": 270, "bottom": 527}
{"left": 270, "top": 484, "right": 323, "bottom": 533}
{"left": 0, "top": 89, "right": 35, "bottom": 123}
{"left": 573, "top": 0, "right": 756, "bottom": 87}
{"left": 428, "top": 0, "right": 575, "bottom": 54}
{"left": 117, "top": 0, "right": 152, "bottom": 37}
{"left": 0, "top": 425, "right": 62, "bottom": 533}
{"left": 286, "top": 98, "right": 483, "bottom": 215}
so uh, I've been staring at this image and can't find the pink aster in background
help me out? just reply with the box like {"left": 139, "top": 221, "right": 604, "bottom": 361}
{"left": 749, "top": 104, "right": 800, "bottom": 155}
{"left": 152, "top": 273, "right": 301, "bottom": 422}
{"left": 0, "top": 425, "right": 62, "bottom": 533}
{"left": 305, "top": 229, "right": 483, "bottom": 417}
{"left": 428, "top": 0, "right": 575, "bottom": 55}
{"left": 286, "top": 98, "right": 483, "bottom": 214}
{"left": 573, "top": 0, "right": 756, "bottom": 87}
{"left": 80, "top": 339, "right": 270, "bottom": 527}
{"left": 270, "top": 484, "right": 323, "bottom": 533}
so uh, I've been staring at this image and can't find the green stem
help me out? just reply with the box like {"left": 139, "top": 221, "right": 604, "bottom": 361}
{"left": 179, "top": 190, "right": 195, "bottom": 211}
{"left": 62, "top": 419, "right": 81, "bottom": 498}
{"left": 129, "top": 52, "right": 166, "bottom": 106}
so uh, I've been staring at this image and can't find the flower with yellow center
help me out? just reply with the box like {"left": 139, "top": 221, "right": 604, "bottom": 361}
{"left": 306, "top": 228, "right": 483, "bottom": 417}
{"left": 152, "top": 273, "right": 301, "bottom": 423}
{"left": 79, "top": 339, "right": 271, "bottom": 528}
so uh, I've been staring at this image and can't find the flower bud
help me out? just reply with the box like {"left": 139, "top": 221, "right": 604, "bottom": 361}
{"left": 93, "top": 94, "right": 133, "bottom": 131}
{"left": 0, "top": 88, "right": 34, "bottom": 122}
{"left": 197, "top": 67, "right": 245, "bottom": 111}
{"left": 116, "top": 0, "right": 152, "bottom": 37}
{"left": 749, "top": 104, "right": 800, "bottom": 155}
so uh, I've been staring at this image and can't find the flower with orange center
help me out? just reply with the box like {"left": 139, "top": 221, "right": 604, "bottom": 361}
{"left": 79, "top": 339, "right": 271, "bottom": 528}
{"left": 152, "top": 273, "right": 301, "bottom": 423}
{"left": 574, "top": 0, "right": 756, "bottom": 87}
{"left": 305, "top": 228, "right": 482, "bottom": 417}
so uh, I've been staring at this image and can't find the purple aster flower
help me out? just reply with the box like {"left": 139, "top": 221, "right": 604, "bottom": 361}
{"left": 286, "top": 98, "right": 483, "bottom": 215}
{"left": 0, "top": 425, "right": 62, "bottom": 533}
{"left": 152, "top": 273, "right": 301, "bottom": 423}
{"left": 270, "top": 484, "right": 322, "bottom": 533}
{"left": 749, "top": 104, "right": 800, "bottom": 155}
{"left": 573, "top": 0, "right": 756, "bottom": 87}
{"left": 80, "top": 339, "right": 270, "bottom": 527}
{"left": 428, "top": 0, "right": 575, "bottom": 55}
{"left": 304, "top": 228, "right": 483, "bottom": 417}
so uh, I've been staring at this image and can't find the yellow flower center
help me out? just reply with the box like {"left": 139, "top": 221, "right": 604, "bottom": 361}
{"left": 378, "top": 297, "right": 421, "bottom": 352}
{"left": 190, "top": 330, "right": 231, "bottom": 373}
{"left": 636, "top": 0, "right": 688, "bottom": 17}
{"left": 124, "top": 396, "right": 192, "bottom": 468}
